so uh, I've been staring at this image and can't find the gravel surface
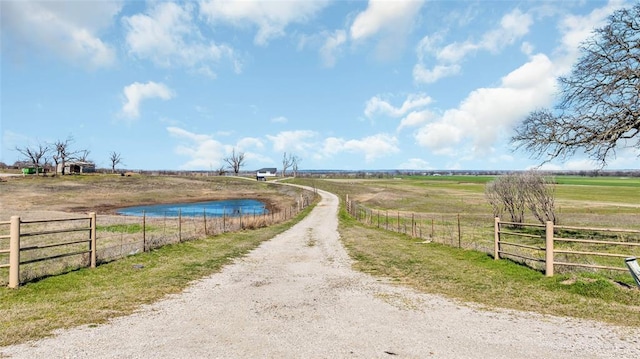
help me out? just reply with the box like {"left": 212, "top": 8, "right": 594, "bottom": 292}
{"left": 2, "top": 189, "right": 639, "bottom": 358}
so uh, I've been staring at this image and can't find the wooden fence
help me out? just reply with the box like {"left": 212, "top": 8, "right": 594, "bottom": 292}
{"left": 494, "top": 218, "right": 640, "bottom": 276}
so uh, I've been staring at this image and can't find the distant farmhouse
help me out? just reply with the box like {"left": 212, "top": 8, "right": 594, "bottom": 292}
{"left": 256, "top": 168, "right": 277, "bottom": 181}
{"left": 58, "top": 161, "right": 96, "bottom": 175}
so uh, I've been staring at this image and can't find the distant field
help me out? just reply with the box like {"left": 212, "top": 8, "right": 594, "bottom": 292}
{"left": 307, "top": 174, "right": 640, "bottom": 265}
{"left": 321, "top": 174, "right": 640, "bottom": 220}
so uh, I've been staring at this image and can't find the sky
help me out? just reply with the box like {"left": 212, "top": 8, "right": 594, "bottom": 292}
{"left": 2, "top": 0, "right": 639, "bottom": 172}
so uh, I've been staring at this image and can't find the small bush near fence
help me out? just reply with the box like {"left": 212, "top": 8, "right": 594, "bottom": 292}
{"left": 0, "top": 194, "right": 315, "bottom": 286}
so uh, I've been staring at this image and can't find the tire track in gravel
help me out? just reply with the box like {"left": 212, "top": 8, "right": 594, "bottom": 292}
{"left": 2, "top": 189, "right": 639, "bottom": 358}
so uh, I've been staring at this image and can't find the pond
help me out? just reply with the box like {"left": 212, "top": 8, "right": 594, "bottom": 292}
{"left": 116, "top": 199, "right": 268, "bottom": 218}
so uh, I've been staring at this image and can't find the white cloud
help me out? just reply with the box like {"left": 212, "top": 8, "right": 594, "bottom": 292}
{"left": 123, "top": 2, "right": 238, "bottom": 74}
{"left": 319, "top": 134, "right": 399, "bottom": 163}
{"left": 414, "top": 8, "right": 533, "bottom": 84}
{"left": 350, "top": 0, "right": 424, "bottom": 41}
{"left": 167, "top": 127, "right": 227, "bottom": 170}
{"left": 415, "top": 121, "right": 465, "bottom": 156}
{"left": 199, "top": 0, "right": 329, "bottom": 46}
{"left": 121, "top": 81, "right": 175, "bottom": 119}
{"left": 365, "top": 93, "right": 433, "bottom": 118}
{"left": 1, "top": 1, "right": 120, "bottom": 68}
{"left": 266, "top": 130, "right": 319, "bottom": 154}
{"left": 412, "top": 1, "right": 631, "bottom": 165}
{"left": 412, "top": 63, "right": 461, "bottom": 84}
{"left": 398, "top": 110, "right": 434, "bottom": 132}
{"left": 415, "top": 53, "right": 556, "bottom": 155}
{"left": 554, "top": 0, "right": 626, "bottom": 72}
{"left": 350, "top": 0, "right": 424, "bottom": 60}
{"left": 168, "top": 127, "right": 272, "bottom": 169}
{"left": 237, "top": 137, "right": 264, "bottom": 150}
{"left": 320, "top": 30, "right": 347, "bottom": 67}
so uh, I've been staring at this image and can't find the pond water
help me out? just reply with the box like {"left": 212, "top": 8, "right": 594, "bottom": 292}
{"left": 116, "top": 199, "right": 268, "bottom": 218}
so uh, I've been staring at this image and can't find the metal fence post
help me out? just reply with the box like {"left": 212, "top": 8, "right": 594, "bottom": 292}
{"left": 90, "top": 212, "right": 97, "bottom": 268}
{"left": 545, "top": 221, "right": 554, "bottom": 277}
{"left": 494, "top": 217, "right": 500, "bottom": 260}
{"left": 142, "top": 211, "right": 146, "bottom": 251}
{"left": 9, "top": 216, "right": 20, "bottom": 288}
{"left": 178, "top": 209, "right": 182, "bottom": 242}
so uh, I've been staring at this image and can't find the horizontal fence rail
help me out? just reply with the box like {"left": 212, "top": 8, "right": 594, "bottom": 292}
{"left": 345, "top": 195, "right": 640, "bottom": 279}
{"left": 0, "top": 214, "right": 96, "bottom": 288}
{"left": 494, "top": 218, "right": 640, "bottom": 276}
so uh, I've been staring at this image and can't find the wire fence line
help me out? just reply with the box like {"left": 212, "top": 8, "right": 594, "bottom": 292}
{"left": 96, "top": 203, "right": 309, "bottom": 261}
{"left": 345, "top": 195, "right": 495, "bottom": 254}
{"left": 345, "top": 195, "right": 640, "bottom": 278}
{"left": 0, "top": 193, "right": 315, "bottom": 286}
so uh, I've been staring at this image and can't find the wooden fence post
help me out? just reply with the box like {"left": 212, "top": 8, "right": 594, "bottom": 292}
{"left": 9, "top": 216, "right": 20, "bottom": 288}
{"left": 90, "top": 212, "right": 96, "bottom": 268}
{"left": 494, "top": 217, "right": 500, "bottom": 260}
{"left": 545, "top": 221, "right": 554, "bottom": 277}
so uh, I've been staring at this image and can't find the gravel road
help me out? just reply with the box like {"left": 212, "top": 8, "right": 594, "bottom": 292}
{"left": 2, "top": 189, "right": 639, "bottom": 358}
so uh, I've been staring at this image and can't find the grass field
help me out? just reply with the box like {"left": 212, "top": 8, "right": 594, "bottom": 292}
{"left": 1, "top": 173, "right": 639, "bottom": 347}
{"left": 290, "top": 174, "right": 640, "bottom": 326}
{"left": 294, "top": 174, "right": 640, "bottom": 226}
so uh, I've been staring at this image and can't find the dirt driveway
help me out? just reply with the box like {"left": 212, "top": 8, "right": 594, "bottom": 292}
{"left": 2, "top": 189, "right": 638, "bottom": 358}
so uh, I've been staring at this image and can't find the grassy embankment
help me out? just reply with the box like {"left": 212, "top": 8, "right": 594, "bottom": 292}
{"left": 290, "top": 175, "right": 640, "bottom": 327}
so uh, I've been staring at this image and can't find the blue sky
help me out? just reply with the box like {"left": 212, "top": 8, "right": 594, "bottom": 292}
{"left": 2, "top": 0, "right": 639, "bottom": 171}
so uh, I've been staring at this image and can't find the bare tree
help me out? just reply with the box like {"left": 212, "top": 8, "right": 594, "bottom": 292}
{"left": 51, "top": 137, "right": 78, "bottom": 175}
{"left": 281, "top": 152, "right": 293, "bottom": 177}
{"left": 521, "top": 172, "right": 557, "bottom": 224}
{"left": 15, "top": 142, "right": 49, "bottom": 176}
{"left": 109, "top": 151, "right": 123, "bottom": 173}
{"left": 512, "top": 3, "right": 640, "bottom": 167}
{"left": 77, "top": 149, "right": 91, "bottom": 162}
{"left": 216, "top": 165, "right": 227, "bottom": 176}
{"left": 291, "top": 155, "right": 301, "bottom": 177}
{"left": 485, "top": 173, "right": 526, "bottom": 224}
{"left": 223, "top": 148, "right": 245, "bottom": 175}
{"left": 485, "top": 171, "right": 557, "bottom": 225}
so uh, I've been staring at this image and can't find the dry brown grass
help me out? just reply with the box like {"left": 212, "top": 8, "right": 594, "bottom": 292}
{"left": 0, "top": 174, "right": 301, "bottom": 220}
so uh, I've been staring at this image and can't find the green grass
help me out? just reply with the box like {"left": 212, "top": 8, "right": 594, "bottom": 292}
{"left": 0, "top": 203, "right": 316, "bottom": 347}
{"left": 3, "top": 174, "right": 640, "bottom": 348}
{"left": 291, "top": 176, "right": 640, "bottom": 326}
{"left": 555, "top": 175, "right": 640, "bottom": 187}
{"left": 97, "top": 223, "right": 145, "bottom": 233}
{"left": 338, "top": 210, "right": 640, "bottom": 326}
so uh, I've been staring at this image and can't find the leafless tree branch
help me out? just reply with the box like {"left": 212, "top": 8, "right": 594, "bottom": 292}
{"left": 512, "top": 3, "right": 640, "bottom": 167}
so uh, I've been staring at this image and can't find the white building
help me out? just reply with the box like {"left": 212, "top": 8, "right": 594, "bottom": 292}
{"left": 256, "top": 168, "right": 277, "bottom": 181}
